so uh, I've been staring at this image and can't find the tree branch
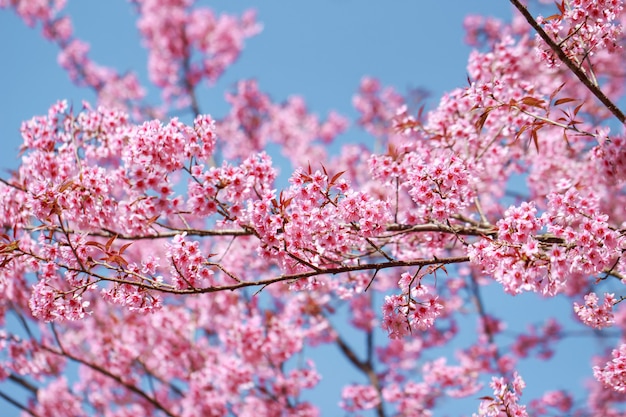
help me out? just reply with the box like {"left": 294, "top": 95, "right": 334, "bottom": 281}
{"left": 0, "top": 390, "right": 39, "bottom": 417}
{"left": 509, "top": 0, "right": 625, "bottom": 124}
{"left": 39, "top": 344, "right": 179, "bottom": 417}
{"left": 8, "top": 373, "right": 39, "bottom": 395}
{"left": 334, "top": 329, "right": 386, "bottom": 417}
{"left": 100, "top": 255, "right": 471, "bottom": 295}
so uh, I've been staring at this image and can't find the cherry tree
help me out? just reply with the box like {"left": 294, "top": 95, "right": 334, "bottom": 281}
{"left": 0, "top": 0, "right": 625, "bottom": 416}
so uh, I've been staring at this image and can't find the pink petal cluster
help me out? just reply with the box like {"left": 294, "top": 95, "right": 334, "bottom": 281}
{"left": 474, "top": 372, "right": 528, "bottom": 417}
{"left": 340, "top": 384, "right": 381, "bottom": 412}
{"left": 217, "top": 80, "right": 348, "bottom": 163}
{"left": 592, "top": 135, "right": 626, "bottom": 185}
{"left": 574, "top": 292, "right": 616, "bottom": 329}
{"left": 511, "top": 318, "right": 562, "bottom": 359}
{"left": 469, "top": 202, "right": 550, "bottom": 295}
{"left": 470, "top": 189, "right": 623, "bottom": 297}
{"left": 134, "top": 0, "right": 261, "bottom": 106}
{"left": 528, "top": 390, "right": 573, "bottom": 415}
{"left": 593, "top": 343, "right": 626, "bottom": 393}
{"left": 2, "top": 1, "right": 626, "bottom": 416}
{"left": 536, "top": 0, "right": 623, "bottom": 67}
{"left": 382, "top": 272, "right": 444, "bottom": 339}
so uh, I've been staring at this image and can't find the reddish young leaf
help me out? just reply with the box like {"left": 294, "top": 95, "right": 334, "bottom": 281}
{"left": 554, "top": 97, "right": 576, "bottom": 106}
{"left": 521, "top": 96, "right": 545, "bottom": 108}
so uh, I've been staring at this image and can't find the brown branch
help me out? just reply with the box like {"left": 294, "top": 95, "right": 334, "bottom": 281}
{"left": 135, "top": 359, "right": 185, "bottom": 398}
{"left": 19, "top": 217, "right": 576, "bottom": 297}
{"left": 468, "top": 273, "right": 503, "bottom": 373}
{"left": 386, "top": 223, "right": 496, "bottom": 237}
{"left": 365, "top": 237, "right": 394, "bottom": 262}
{"left": 180, "top": 26, "right": 201, "bottom": 118}
{"left": 204, "top": 261, "right": 242, "bottom": 283}
{"left": 7, "top": 374, "right": 38, "bottom": 394}
{"left": 34, "top": 219, "right": 494, "bottom": 245}
{"left": 0, "top": 390, "right": 39, "bottom": 417}
{"left": 102, "top": 255, "right": 471, "bottom": 295}
{"left": 39, "top": 344, "right": 179, "bottom": 417}
{"left": 334, "top": 330, "right": 386, "bottom": 417}
{"left": 57, "top": 214, "right": 89, "bottom": 274}
{"left": 0, "top": 177, "right": 25, "bottom": 192}
{"left": 101, "top": 227, "right": 253, "bottom": 240}
{"left": 509, "top": 0, "right": 625, "bottom": 123}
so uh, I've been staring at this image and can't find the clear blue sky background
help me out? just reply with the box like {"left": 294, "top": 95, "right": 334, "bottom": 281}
{"left": 0, "top": 1, "right": 615, "bottom": 416}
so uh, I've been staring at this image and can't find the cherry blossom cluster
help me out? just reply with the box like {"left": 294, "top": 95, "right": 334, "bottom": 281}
{"left": 31, "top": 377, "right": 85, "bottom": 417}
{"left": 122, "top": 114, "right": 217, "bottom": 195}
{"left": 592, "top": 135, "right": 626, "bottom": 186}
{"left": 381, "top": 381, "right": 434, "bottom": 416}
{"left": 392, "top": 105, "right": 420, "bottom": 135}
{"left": 574, "top": 292, "right": 616, "bottom": 329}
{"left": 425, "top": 356, "right": 486, "bottom": 398}
{"left": 17, "top": 102, "right": 220, "bottom": 235}
{"left": 474, "top": 372, "right": 528, "bottom": 417}
{"left": 369, "top": 147, "right": 476, "bottom": 224}
{"left": 464, "top": 15, "right": 506, "bottom": 47}
{"left": 593, "top": 343, "right": 626, "bottom": 393}
{"left": 101, "top": 281, "right": 163, "bottom": 313}
{"left": 133, "top": 0, "right": 260, "bottom": 106}
{"left": 511, "top": 318, "right": 562, "bottom": 359}
{"left": 468, "top": 201, "right": 551, "bottom": 295}
{"left": 217, "top": 79, "right": 273, "bottom": 159}
{"left": 353, "top": 77, "right": 405, "bottom": 138}
{"left": 0, "top": 332, "right": 62, "bottom": 380}
{"left": 347, "top": 293, "right": 376, "bottom": 331}
{"left": 368, "top": 149, "right": 409, "bottom": 183}
{"left": 528, "top": 390, "right": 573, "bottom": 415}
{"left": 340, "top": 384, "right": 381, "bottom": 413}
{"left": 536, "top": 0, "right": 623, "bottom": 68}
{"left": 30, "top": 278, "right": 92, "bottom": 322}
{"left": 381, "top": 272, "right": 444, "bottom": 339}
{"left": 0, "top": 0, "right": 68, "bottom": 39}
{"left": 405, "top": 153, "right": 475, "bottom": 222}
{"left": 188, "top": 151, "right": 275, "bottom": 223}
{"left": 165, "top": 233, "right": 215, "bottom": 289}
{"left": 542, "top": 188, "right": 623, "bottom": 280}
{"left": 470, "top": 189, "right": 624, "bottom": 297}
{"left": 217, "top": 80, "right": 348, "bottom": 165}
{"left": 240, "top": 166, "right": 392, "bottom": 275}
{"left": 3, "top": 0, "right": 626, "bottom": 415}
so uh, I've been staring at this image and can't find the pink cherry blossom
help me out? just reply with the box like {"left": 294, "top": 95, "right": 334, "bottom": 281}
{"left": 574, "top": 292, "right": 616, "bottom": 329}
{"left": 593, "top": 343, "right": 626, "bottom": 393}
{"left": 1, "top": 1, "right": 626, "bottom": 416}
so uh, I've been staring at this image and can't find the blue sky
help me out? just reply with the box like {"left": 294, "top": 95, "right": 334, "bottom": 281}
{"left": 0, "top": 1, "right": 613, "bottom": 416}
